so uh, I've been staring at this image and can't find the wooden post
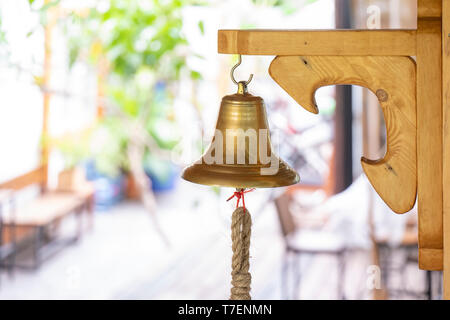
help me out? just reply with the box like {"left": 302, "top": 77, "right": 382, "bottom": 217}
{"left": 417, "top": 1, "right": 443, "bottom": 271}
{"left": 41, "top": 1, "right": 57, "bottom": 190}
{"left": 442, "top": 0, "right": 450, "bottom": 300}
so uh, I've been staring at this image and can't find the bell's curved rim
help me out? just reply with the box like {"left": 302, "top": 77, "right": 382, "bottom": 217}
{"left": 181, "top": 158, "right": 300, "bottom": 189}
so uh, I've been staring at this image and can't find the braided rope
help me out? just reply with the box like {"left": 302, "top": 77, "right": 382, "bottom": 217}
{"left": 230, "top": 206, "right": 252, "bottom": 300}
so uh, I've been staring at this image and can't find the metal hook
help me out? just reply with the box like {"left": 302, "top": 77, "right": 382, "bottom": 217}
{"left": 230, "top": 55, "right": 253, "bottom": 86}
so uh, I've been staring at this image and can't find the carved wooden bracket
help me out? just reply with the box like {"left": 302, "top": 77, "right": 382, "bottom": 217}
{"left": 217, "top": 0, "right": 447, "bottom": 288}
{"left": 269, "top": 55, "right": 417, "bottom": 214}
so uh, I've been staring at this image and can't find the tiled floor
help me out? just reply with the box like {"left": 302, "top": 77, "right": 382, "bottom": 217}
{"left": 0, "top": 181, "right": 436, "bottom": 299}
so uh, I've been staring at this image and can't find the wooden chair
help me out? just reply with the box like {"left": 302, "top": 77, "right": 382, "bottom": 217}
{"left": 376, "top": 226, "right": 440, "bottom": 299}
{"left": 0, "top": 166, "right": 94, "bottom": 269}
{"left": 274, "top": 192, "right": 347, "bottom": 299}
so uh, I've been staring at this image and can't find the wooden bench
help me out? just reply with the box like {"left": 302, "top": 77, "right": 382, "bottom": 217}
{"left": 0, "top": 166, "right": 94, "bottom": 269}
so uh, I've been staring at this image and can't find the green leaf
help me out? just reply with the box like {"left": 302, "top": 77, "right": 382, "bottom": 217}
{"left": 198, "top": 20, "right": 205, "bottom": 35}
{"left": 190, "top": 70, "right": 202, "bottom": 80}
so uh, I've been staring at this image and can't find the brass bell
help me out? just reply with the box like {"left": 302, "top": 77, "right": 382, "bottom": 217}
{"left": 182, "top": 56, "right": 299, "bottom": 188}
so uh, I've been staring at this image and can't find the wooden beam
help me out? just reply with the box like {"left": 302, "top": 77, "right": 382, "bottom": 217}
{"left": 0, "top": 167, "right": 45, "bottom": 190}
{"left": 218, "top": 29, "right": 417, "bottom": 56}
{"left": 417, "top": 17, "right": 443, "bottom": 270}
{"left": 418, "top": 0, "right": 441, "bottom": 19}
{"left": 442, "top": 0, "right": 450, "bottom": 299}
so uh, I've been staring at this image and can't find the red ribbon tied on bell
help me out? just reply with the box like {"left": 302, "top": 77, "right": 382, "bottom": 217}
{"left": 227, "top": 188, "right": 255, "bottom": 211}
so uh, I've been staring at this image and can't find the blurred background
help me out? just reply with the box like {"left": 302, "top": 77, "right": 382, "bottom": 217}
{"left": 0, "top": 0, "right": 441, "bottom": 299}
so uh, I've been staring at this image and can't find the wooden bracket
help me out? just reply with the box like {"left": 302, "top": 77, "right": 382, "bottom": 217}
{"left": 217, "top": 0, "right": 450, "bottom": 298}
{"left": 217, "top": 26, "right": 441, "bottom": 271}
{"left": 269, "top": 55, "right": 417, "bottom": 214}
{"left": 218, "top": 29, "right": 416, "bottom": 56}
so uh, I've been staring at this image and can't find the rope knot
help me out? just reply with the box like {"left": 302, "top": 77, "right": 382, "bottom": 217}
{"left": 230, "top": 271, "right": 252, "bottom": 299}
{"left": 227, "top": 188, "right": 255, "bottom": 210}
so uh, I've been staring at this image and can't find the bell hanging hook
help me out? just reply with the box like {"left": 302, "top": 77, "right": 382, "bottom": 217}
{"left": 230, "top": 54, "right": 253, "bottom": 86}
